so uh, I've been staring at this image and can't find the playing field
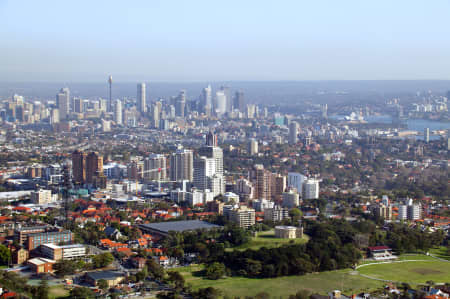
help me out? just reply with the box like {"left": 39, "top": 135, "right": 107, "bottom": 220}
{"left": 226, "top": 230, "right": 309, "bottom": 251}
{"left": 358, "top": 259, "right": 450, "bottom": 284}
{"left": 176, "top": 265, "right": 384, "bottom": 297}
{"left": 49, "top": 285, "right": 70, "bottom": 299}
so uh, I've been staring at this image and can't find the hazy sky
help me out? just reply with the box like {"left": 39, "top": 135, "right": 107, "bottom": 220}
{"left": 1, "top": 0, "right": 450, "bottom": 82}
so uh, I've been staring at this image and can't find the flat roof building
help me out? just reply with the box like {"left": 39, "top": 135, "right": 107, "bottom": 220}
{"left": 139, "top": 220, "right": 222, "bottom": 236}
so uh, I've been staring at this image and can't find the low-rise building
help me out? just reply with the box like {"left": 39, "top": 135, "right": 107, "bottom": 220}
{"left": 27, "top": 258, "right": 55, "bottom": 273}
{"left": 274, "top": 226, "right": 303, "bottom": 239}
{"left": 264, "top": 206, "right": 290, "bottom": 222}
{"left": 85, "top": 271, "right": 125, "bottom": 287}
{"left": 41, "top": 243, "right": 86, "bottom": 261}
{"left": 225, "top": 206, "right": 255, "bottom": 228}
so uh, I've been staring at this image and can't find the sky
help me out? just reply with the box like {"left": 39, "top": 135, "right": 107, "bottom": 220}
{"left": 1, "top": 0, "right": 450, "bottom": 82}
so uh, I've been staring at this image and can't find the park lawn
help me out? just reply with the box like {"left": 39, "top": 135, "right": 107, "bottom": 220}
{"left": 176, "top": 265, "right": 384, "bottom": 297}
{"left": 429, "top": 246, "right": 450, "bottom": 261}
{"left": 226, "top": 230, "right": 309, "bottom": 252}
{"left": 48, "top": 285, "right": 70, "bottom": 299}
{"left": 358, "top": 260, "right": 450, "bottom": 284}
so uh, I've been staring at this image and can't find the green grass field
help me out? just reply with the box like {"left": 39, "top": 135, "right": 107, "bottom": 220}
{"left": 429, "top": 246, "right": 450, "bottom": 261}
{"left": 176, "top": 265, "right": 384, "bottom": 297}
{"left": 49, "top": 285, "right": 70, "bottom": 299}
{"left": 226, "top": 230, "right": 309, "bottom": 252}
{"left": 358, "top": 259, "right": 450, "bottom": 284}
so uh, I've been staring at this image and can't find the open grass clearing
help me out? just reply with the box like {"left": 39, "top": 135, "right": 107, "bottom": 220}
{"left": 358, "top": 260, "right": 450, "bottom": 284}
{"left": 226, "top": 230, "right": 309, "bottom": 252}
{"left": 175, "top": 264, "right": 384, "bottom": 297}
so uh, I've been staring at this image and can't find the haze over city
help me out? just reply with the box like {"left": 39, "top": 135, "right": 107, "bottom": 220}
{"left": 2, "top": 0, "right": 450, "bottom": 82}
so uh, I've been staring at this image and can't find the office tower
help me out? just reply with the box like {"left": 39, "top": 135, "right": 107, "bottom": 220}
{"left": 85, "top": 152, "right": 103, "bottom": 184}
{"left": 56, "top": 88, "right": 70, "bottom": 120}
{"left": 13, "top": 94, "right": 24, "bottom": 106}
{"left": 201, "top": 85, "right": 212, "bottom": 114}
{"left": 287, "top": 172, "right": 307, "bottom": 194}
{"left": 15, "top": 106, "right": 25, "bottom": 122}
{"left": 220, "top": 86, "right": 232, "bottom": 112}
{"left": 289, "top": 121, "right": 299, "bottom": 144}
{"left": 233, "top": 90, "right": 245, "bottom": 112}
{"left": 424, "top": 127, "right": 430, "bottom": 143}
{"left": 303, "top": 179, "right": 319, "bottom": 199}
{"left": 254, "top": 164, "right": 271, "bottom": 200}
{"left": 152, "top": 103, "right": 160, "bottom": 129}
{"left": 208, "top": 174, "right": 225, "bottom": 197}
{"left": 108, "top": 75, "right": 113, "bottom": 112}
{"left": 193, "top": 156, "right": 216, "bottom": 190}
{"left": 73, "top": 97, "right": 83, "bottom": 113}
{"left": 72, "top": 150, "right": 86, "bottom": 185}
{"left": 175, "top": 90, "right": 186, "bottom": 117}
{"left": 114, "top": 99, "right": 122, "bottom": 125}
{"left": 144, "top": 154, "right": 167, "bottom": 181}
{"left": 99, "top": 98, "right": 108, "bottom": 113}
{"left": 137, "top": 83, "right": 147, "bottom": 114}
{"left": 248, "top": 139, "right": 258, "bottom": 155}
{"left": 246, "top": 104, "right": 256, "bottom": 118}
{"left": 215, "top": 90, "right": 227, "bottom": 116}
{"left": 170, "top": 148, "right": 194, "bottom": 181}
{"left": 206, "top": 131, "right": 218, "bottom": 146}
{"left": 101, "top": 119, "right": 111, "bottom": 132}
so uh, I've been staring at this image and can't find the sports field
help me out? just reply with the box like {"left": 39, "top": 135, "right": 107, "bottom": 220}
{"left": 358, "top": 258, "right": 450, "bottom": 284}
{"left": 176, "top": 265, "right": 384, "bottom": 297}
{"left": 227, "top": 230, "right": 309, "bottom": 251}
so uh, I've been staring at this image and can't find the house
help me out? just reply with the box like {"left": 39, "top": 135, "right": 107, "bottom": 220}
{"left": 84, "top": 271, "right": 125, "bottom": 287}
{"left": 153, "top": 255, "right": 170, "bottom": 267}
{"left": 131, "top": 257, "right": 146, "bottom": 269}
{"left": 104, "top": 226, "right": 122, "bottom": 240}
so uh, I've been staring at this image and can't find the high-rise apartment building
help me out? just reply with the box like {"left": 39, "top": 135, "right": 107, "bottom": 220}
{"left": 56, "top": 88, "right": 70, "bottom": 120}
{"left": 424, "top": 127, "right": 430, "bottom": 143}
{"left": 86, "top": 152, "right": 104, "bottom": 184}
{"left": 303, "top": 179, "right": 320, "bottom": 199}
{"left": 287, "top": 172, "right": 307, "bottom": 194}
{"left": 201, "top": 85, "right": 212, "bottom": 114}
{"left": 254, "top": 165, "right": 271, "bottom": 200}
{"left": 137, "top": 83, "right": 147, "bottom": 114}
{"left": 170, "top": 148, "right": 193, "bottom": 182}
{"left": 144, "top": 154, "right": 167, "bottom": 181}
{"left": 72, "top": 150, "right": 86, "bottom": 185}
{"left": 226, "top": 206, "right": 255, "bottom": 228}
{"left": 193, "top": 156, "right": 216, "bottom": 190}
{"left": 248, "top": 139, "right": 258, "bottom": 155}
{"left": 198, "top": 146, "right": 223, "bottom": 176}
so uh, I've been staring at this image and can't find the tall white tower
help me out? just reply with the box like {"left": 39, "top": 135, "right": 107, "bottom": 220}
{"left": 137, "top": 83, "right": 147, "bottom": 114}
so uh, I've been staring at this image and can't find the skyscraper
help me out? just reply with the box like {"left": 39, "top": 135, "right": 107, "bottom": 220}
{"left": 248, "top": 139, "right": 258, "bottom": 155}
{"left": 201, "top": 85, "right": 212, "bottom": 114}
{"left": 56, "top": 88, "right": 70, "bottom": 121}
{"left": 215, "top": 90, "right": 226, "bottom": 116}
{"left": 206, "top": 131, "right": 218, "bottom": 147}
{"left": 175, "top": 90, "right": 186, "bottom": 117}
{"left": 289, "top": 121, "right": 299, "bottom": 144}
{"left": 108, "top": 76, "right": 113, "bottom": 112}
{"left": 114, "top": 99, "right": 122, "bottom": 125}
{"left": 303, "top": 179, "right": 320, "bottom": 199}
{"left": 137, "top": 83, "right": 147, "bottom": 114}
{"left": 72, "top": 150, "right": 86, "bottom": 185}
{"left": 220, "top": 86, "right": 232, "bottom": 112}
{"left": 233, "top": 90, "right": 245, "bottom": 112}
{"left": 254, "top": 164, "right": 271, "bottom": 200}
{"left": 424, "top": 127, "right": 430, "bottom": 143}
{"left": 170, "top": 148, "right": 194, "bottom": 182}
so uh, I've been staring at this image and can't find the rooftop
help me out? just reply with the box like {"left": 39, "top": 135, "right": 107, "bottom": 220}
{"left": 86, "top": 271, "right": 125, "bottom": 281}
{"left": 139, "top": 220, "right": 222, "bottom": 234}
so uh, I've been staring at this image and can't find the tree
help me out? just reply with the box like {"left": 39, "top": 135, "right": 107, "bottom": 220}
{"left": 54, "top": 260, "right": 77, "bottom": 277}
{"left": 35, "top": 279, "right": 49, "bottom": 299}
{"left": 0, "top": 244, "right": 11, "bottom": 265}
{"left": 70, "top": 287, "right": 96, "bottom": 299}
{"left": 193, "top": 287, "right": 221, "bottom": 299}
{"left": 97, "top": 279, "right": 109, "bottom": 292}
{"left": 92, "top": 252, "right": 114, "bottom": 268}
{"left": 167, "top": 271, "right": 185, "bottom": 290}
{"left": 205, "top": 262, "right": 226, "bottom": 280}
{"left": 289, "top": 208, "right": 302, "bottom": 220}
